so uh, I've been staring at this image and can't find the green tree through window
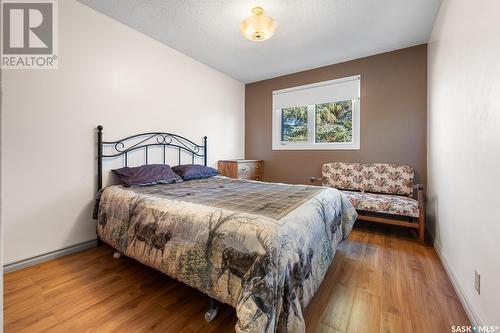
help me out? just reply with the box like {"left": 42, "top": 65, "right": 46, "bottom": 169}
{"left": 315, "top": 100, "right": 353, "bottom": 143}
{"left": 281, "top": 106, "right": 308, "bottom": 142}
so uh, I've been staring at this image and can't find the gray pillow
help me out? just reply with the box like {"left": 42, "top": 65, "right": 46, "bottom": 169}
{"left": 112, "top": 164, "right": 182, "bottom": 186}
{"left": 172, "top": 164, "right": 219, "bottom": 180}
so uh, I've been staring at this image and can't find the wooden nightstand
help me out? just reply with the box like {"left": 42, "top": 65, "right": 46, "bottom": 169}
{"left": 218, "top": 159, "right": 263, "bottom": 181}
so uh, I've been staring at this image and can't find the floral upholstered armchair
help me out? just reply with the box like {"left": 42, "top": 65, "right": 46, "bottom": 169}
{"left": 322, "top": 162, "right": 425, "bottom": 243}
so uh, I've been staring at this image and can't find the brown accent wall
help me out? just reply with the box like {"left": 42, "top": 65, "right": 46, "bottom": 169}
{"left": 245, "top": 44, "right": 427, "bottom": 185}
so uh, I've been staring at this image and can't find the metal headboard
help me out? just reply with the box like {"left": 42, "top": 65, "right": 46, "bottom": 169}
{"left": 96, "top": 125, "right": 207, "bottom": 191}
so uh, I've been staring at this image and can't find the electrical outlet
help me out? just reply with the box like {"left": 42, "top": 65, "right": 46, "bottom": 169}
{"left": 474, "top": 270, "right": 480, "bottom": 295}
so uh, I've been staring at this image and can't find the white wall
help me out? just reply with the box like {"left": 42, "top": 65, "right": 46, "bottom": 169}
{"left": 428, "top": 0, "right": 500, "bottom": 326}
{"left": 1, "top": 0, "right": 245, "bottom": 264}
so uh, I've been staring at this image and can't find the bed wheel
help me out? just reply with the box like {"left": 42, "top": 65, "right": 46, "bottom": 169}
{"left": 113, "top": 251, "right": 122, "bottom": 259}
{"left": 205, "top": 298, "right": 219, "bottom": 322}
{"left": 205, "top": 308, "right": 218, "bottom": 322}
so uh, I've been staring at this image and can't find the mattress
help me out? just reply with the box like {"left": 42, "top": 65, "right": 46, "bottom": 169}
{"left": 95, "top": 176, "right": 357, "bottom": 333}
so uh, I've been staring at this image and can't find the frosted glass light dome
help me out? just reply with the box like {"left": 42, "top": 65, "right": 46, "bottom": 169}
{"left": 240, "top": 7, "right": 277, "bottom": 41}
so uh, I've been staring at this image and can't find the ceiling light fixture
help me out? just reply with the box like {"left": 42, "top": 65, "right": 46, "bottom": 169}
{"left": 240, "top": 7, "right": 277, "bottom": 42}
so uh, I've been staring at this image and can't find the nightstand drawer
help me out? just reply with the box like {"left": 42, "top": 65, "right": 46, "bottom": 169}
{"left": 237, "top": 162, "right": 262, "bottom": 176}
{"left": 218, "top": 160, "right": 263, "bottom": 180}
{"left": 239, "top": 174, "right": 262, "bottom": 181}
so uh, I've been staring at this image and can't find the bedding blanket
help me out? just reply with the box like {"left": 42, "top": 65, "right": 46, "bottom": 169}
{"left": 96, "top": 176, "right": 357, "bottom": 333}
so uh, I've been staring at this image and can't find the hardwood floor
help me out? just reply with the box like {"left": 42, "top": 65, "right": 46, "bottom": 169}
{"left": 3, "top": 222, "right": 470, "bottom": 332}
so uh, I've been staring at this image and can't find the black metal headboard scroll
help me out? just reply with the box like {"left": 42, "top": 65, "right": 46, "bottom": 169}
{"left": 97, "top": 125, "right": 207, "bottom": 192}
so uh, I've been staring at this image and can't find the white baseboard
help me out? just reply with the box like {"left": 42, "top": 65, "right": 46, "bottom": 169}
{"left": 3, "top": 239, "right": 98, "bottom": 273}
{"left": 433, "top": 240, "right": 482, "bottom": 327}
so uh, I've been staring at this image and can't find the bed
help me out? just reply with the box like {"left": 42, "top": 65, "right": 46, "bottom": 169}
{"left": 94, "top": 126, "right": 357, "bottom": 333}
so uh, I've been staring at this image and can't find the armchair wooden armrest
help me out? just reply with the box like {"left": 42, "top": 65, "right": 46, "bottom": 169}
{"left": 413, "top": 184, "right": 425, "bottom": 207}
{"left": 414, "top": 184, "right": 424, "bottom": 191}
{"left": 309, "top": 176, "right": 323, "bottom": 185}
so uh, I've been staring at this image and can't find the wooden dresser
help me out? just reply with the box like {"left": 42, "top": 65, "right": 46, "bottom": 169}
{"left": 218, "top": 159, "right": 263, "bottom": 181}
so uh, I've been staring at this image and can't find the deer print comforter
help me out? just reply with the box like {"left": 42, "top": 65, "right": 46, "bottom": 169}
{"left": 95, "top": 176, "right": 357, "bottom": 333}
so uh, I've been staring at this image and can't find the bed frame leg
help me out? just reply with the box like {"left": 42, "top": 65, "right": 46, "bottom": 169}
{"left": 205, "top": 297, "right": 219, "bottom": 322}
{"left": 113, "top": 251, "right": 122, "bottom": 259}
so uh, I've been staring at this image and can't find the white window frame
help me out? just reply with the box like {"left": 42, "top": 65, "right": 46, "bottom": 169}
{"left": 272, "top": 75, "right": 361, "bottom": 150}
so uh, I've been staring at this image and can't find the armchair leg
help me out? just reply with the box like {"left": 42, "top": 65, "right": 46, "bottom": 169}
{"left": 416, "top": 184, "right": 426, "bottom": 245}
{"left": 418, "top": 224, "right": 425, "bottom": 244}
{"left": 418, "top": 209, "right": 425, "bottom": 245}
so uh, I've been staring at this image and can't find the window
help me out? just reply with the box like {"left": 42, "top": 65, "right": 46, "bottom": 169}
{"left": 281, "top": 106, "right": 308, "bottom": 142}
{"left": 272, "top": 75, "right": 360, "bottom": 150}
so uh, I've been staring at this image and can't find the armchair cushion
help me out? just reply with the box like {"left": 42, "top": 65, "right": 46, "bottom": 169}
{"left": 342, "top": 190, "right": 419, "bottom": 218}
{"left": 363, "top": 163, "right": 414, "bottom": 196}
{"left": 322, "top": 162, "right": 364, "bottom": 191}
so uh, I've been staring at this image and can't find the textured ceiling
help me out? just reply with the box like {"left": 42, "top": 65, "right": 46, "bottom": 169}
{"left": 78, "top": 0, "right": 442, "bottom": 83}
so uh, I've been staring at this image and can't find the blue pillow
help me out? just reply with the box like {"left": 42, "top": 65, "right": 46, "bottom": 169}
{"left": 172, "top": 164, "right": 219, "bottom": 180}
{"left": 112, "top": 164, "right": 182, "bottom": 186}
